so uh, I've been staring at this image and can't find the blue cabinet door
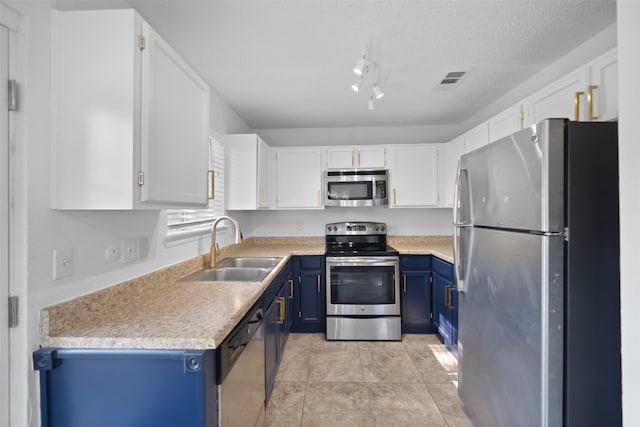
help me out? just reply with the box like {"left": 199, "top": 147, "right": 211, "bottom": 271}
{"left": 401, "top": 270, "right": 432, "bottom": 333}
{"left": 33, "top": 348, "right": 217, "bottom": 427}
{"left": 291, "top": 256, "right": 325, "bottom": 333}
{"left": 432, "top": 256, "right": 458, "bottom": 354}
{"left": 400, "top": 255, "right": 432, "bottom": 333}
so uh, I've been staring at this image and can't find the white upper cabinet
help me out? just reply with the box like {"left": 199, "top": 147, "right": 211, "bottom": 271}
{"left": 523, "top": 68, "right": 589, "bottom": 127}
{"left": 587, "top": 49, "right": 618, "bottom": 122}
{"left": 388, "top": 145, "right": 439, "bottom": 208}
{"left": 226, "top": 134, "right": 272, "bottom": 210}
{"left": 463, "top": 122, "right": 489, "bottom": 154}
{"left": 441, "top": 136, "right": 465, "bottom": 208}
{"left": 488, "top": 104, "right": 523, "bottom": 143}
{"left": 522, "top": 48, "right": 618, "bottom": 127}
{"left": 276, "top": 148, "right": 323, "bottom": 209}
{"left": 50, "top": 9, "right": 210, "bottom": 210}
{"left": 326, "top": 146, "right": 385, "bottom": 169}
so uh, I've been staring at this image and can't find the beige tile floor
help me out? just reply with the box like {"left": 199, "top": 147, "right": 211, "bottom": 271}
{"left": 266, "top": 333, "right": 474, "bottom": 427}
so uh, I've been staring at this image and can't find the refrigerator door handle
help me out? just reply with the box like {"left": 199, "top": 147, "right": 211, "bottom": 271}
{"left": 453, "top": 225, "right": 467, "bottom": 293}
{"left": 453, "top": 160, "right": 470, "bottom": 226}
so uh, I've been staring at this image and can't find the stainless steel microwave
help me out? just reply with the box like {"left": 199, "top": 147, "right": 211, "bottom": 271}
{"left": 324, "top": 169, "right": 388, "bottom": 207}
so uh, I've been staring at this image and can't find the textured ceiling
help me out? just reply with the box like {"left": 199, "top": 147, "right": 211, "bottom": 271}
{"left": 61, "top": 0, "right": 618, "bottom": 129}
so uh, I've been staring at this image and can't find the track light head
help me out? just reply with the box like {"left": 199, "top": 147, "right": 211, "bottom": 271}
{"left": 351, "top": 76, "right": 363, "bottom": 92}
{"left": 373, "top": 82, "right": 384, "bottom": 99}
{"left": 353, "top": 54, "right": 367, "bottom": 76}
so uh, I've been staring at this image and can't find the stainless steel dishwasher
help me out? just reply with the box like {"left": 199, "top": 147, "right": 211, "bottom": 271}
{"left": 217, "top": 304, "right": 265, "bottom": 426}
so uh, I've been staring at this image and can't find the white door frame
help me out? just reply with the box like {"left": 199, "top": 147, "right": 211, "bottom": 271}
{"left": 0, "top": 21, "right": 12, "bottom": 427}
{"left": 1, "top": 5, "right": 21, "bottom": 426}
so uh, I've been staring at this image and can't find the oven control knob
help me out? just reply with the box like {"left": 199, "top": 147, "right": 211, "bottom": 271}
{"left": 332, "top": 226, "right": 337, "bottom": 231}
{"left": 380, "top": 225, "right": 385, "bottom": 232}
{"left": 327, "top": 226, "right": 331, "bottom": 232}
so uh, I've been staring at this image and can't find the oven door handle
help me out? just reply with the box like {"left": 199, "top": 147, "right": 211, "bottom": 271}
{"left": 326, "top": 256, "right": 399, "bottom": 266}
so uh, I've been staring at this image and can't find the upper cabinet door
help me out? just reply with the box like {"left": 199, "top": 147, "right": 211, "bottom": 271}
{"left": 464, "top": 123, "right": 489, "bottom": 154}
{"left": 276, "top": 148, "right": 323, "bottom": 209}
{"left": 356, "top": 146, "right": 386, "bottom": 168}
{"left": 389, "top": 145, "right": 439, "bottom": 207}
{"left": 443, "top": 136, "right": 465, "bottom": 208}
{"left": 140, "top": 22, "right": 210, "bottom": 206}
{"left": 325, "top": 146, "right": 385, "bottom": 169}
{"left": 50, "top": 9, "right": 210, "bottom": 210}
{"left": 588, "top": 49, "right": 618, "bottom": 122}
{"left": 488, "top": 104, "right": 523, "bottom": 144}
{"left": 522, "top": 68, "right": 589, "bottom": 127}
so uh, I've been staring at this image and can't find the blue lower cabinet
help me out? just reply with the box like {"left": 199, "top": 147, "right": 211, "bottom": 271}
{"left": 400, "top": 255, "right": 433, "bottom": 334}
{"left": 265, "top": 261, "right": 293, "bottom": 403}
{"left": 291, "top": 256, "right": 325, "bottom": 333}
{"left": 33, "top": 348, "right": 217, "bottom": 427}
{"left": 432, "top": 256, "right": 458, "bottom": 354}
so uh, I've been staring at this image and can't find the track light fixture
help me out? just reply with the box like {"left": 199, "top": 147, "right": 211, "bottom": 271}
{"left": 372, "top": 82, "right": 384, "bottom": 99}
{"left": 351, "top": 50, "right": 384, "bottom": 110}
{"left": 353, "top": 53, "right": 367, "bottom": 76}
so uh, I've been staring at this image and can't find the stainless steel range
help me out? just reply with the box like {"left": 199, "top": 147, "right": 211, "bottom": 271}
{"left": 325, "top": 222, "right": 401, "bottom": 341}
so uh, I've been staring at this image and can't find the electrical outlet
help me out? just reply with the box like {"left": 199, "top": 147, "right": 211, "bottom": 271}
{"left": 121, "top": 239, "right": 138, "bottom": 264}
{"left": 105, "top": 245, "right": 121, "bottom": 262}
{"left": 53, "top": 248, "right": 74, "bottom": 280}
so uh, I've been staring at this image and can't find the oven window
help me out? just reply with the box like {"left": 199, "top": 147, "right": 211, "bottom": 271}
{"left": 327, "top": 181, "right": 372, "bottom": 200}
{"left": 330, "top": 265, "right": 395, "bottom": 305}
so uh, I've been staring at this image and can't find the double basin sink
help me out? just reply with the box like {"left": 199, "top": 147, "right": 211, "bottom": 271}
{"left": 181, "top": 257, "right": 282, "bottom": 283}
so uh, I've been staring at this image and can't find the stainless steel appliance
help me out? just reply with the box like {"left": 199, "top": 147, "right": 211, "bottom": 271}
{"left": 325, "top": 221, "right": 400, "bottom": 340}
{"left": 454, "top": 119, "right": 621, "bottom": 427}
{"left": 217, "top": 304, "right": 265, "bottom": 426}
{"left": 324, "top": 169, "right": 388, "bottom": 207}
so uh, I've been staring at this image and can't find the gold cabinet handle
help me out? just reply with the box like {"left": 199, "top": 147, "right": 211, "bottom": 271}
{"left": 317, "top": 190, "right": 321, "bottom": 206}
{"left": 357, "top": 149, "right": 361, "bottom": 166}
{"left": 588, "top": 85, "right": 599, "bottom": 120}
{"left": 446, "top": 285, "right": 455, "bottom": 309}
{"left": 351, "top": 150, "right": 355, "bottom": 167}
{"left": 393, "top": 188, "right": 397, "bottom": 206}
{"left": 403, "top": 274, "right": 407, "bottom": 293}
{"left": 277, "top": 297, "right": 285, "bottom": 324}
{"left": 444, "top": 285, "right": 450, "bottom": 307}
{"left": 288, "top": 279, "right": 294, "bottom": 299}
{"left": 574, "top": 91, "right": 584, "bottom": 121}
{"left": 208, "top": 169, "right": 215, "bottom": 200}
{"left": 317, "top": 275, "right": 321, "bottom": 293}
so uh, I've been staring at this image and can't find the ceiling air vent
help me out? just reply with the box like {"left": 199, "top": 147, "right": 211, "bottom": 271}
{"left": 435, "top": 70, "right": 470, "bottom": 91}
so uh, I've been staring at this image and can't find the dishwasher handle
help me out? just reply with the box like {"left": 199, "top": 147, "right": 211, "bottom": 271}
{"left": 218, "top": 305, "right": 264, "bottom": 384}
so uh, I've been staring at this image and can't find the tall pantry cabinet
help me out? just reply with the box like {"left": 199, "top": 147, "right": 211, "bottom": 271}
{"left": 50, "top": 9, "right": 210, "bottom": 210}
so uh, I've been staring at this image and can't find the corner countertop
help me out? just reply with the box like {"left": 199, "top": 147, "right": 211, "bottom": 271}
{"left": 40, "top": 236, "right": 452, "bottom": 351}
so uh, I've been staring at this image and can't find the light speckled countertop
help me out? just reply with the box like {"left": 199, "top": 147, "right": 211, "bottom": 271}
{"left": 41, "top": 236, "right": 452, "bottom": 350}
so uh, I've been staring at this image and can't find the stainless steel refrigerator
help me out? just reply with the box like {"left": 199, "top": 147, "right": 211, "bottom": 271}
{"left": 453, "top": 119, "right": 621, "bottom": 427}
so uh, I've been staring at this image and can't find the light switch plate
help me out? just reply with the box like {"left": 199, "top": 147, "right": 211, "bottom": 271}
{"left": 121, "top": 239, "right": 138, "bottom": 264}
{"left": 53, "top": 248, "right": 74, "bottom": 280}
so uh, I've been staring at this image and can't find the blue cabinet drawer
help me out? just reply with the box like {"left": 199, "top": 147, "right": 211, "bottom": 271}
{"left": 432, "top": 256, "right": 453, "bottom": 281}
{"left": 400, "top": 255, "right": 431, "bottom": 271}
{"left": 299, "top": 255, "right": 324, "bottom": 270}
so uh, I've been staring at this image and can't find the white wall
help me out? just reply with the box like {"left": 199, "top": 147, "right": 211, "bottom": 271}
{"left": 5, "top": 2, "right": 251, "bottom": 425}
{"left": 232, "top": 207, "right": 453, "bottom": 237}
{"left": 617, "top": 2, "right": 640, "bottom": 425}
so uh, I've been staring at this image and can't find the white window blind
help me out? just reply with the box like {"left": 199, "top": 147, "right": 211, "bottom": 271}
{"left": 165, "top": 136, "right": 224, "bottom": 241}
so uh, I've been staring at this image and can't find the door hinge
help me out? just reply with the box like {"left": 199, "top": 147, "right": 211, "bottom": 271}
{"left": 137, "top": 171, "right": 144, "bottom": 186}
{"left": 8, "top": 80, "right": 18, "bottom": 111}
{"left": 8, "top": 296, "right": 18, "bottom": 328}
{"left": 139, "top": 35, "right": 146, "bottom": 50}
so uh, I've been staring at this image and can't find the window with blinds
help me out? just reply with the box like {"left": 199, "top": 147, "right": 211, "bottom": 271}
{"left": 165, "top": 136, "right": 224, "bottom": 241}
